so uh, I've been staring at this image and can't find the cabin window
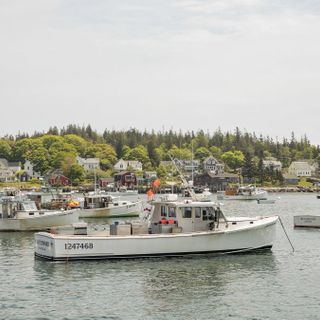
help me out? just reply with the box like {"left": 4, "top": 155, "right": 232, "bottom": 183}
{"left": 202, "top": 208, "right": 208, "bottom": 221}
{"left": 195, "top": 207, "right": 201, "bottom": 218}
{"left": 168, "top": 207, "right": 176, "bottom": 218}
{"left": 182, "top": 207, "right": 192, "bottom": 218}
{"left": 161, "top": 206, "right": 167, "bottom": 217}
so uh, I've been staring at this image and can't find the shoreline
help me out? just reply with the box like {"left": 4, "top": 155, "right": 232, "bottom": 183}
{"left": 263, "top": 187, "right": 320, "bottom": 193}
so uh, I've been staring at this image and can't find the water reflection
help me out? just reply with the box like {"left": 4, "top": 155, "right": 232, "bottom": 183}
{"left": 2, "top": 193, "right": 320, "bottom": 319}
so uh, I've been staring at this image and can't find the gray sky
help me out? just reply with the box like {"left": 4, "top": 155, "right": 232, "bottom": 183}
{"left": 1, "top": 0, "right": 319, "bottom": 144}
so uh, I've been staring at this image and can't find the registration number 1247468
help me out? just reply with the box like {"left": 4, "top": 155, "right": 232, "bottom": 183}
{"left": 64, "top": 243, "right": 94, "bottom": 250}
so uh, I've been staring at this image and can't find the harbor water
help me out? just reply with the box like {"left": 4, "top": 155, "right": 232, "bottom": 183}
{"left": 1, "top": 193, "right": 320, "bottom": 320}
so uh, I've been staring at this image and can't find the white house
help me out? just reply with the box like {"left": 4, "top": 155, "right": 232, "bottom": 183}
{"left": 0, "top": 158, "right": 9, "bottom": 168}
{"left": 77, "top": 156, "right": 100, "bottom": 171}
{"left": 161, "top": 159, "right": 200, "bottom": 173}
{"left": 263, "top": 159, "right": 282, "bottom": 172}
{"left": 0, "top": 168, "right": 15, "bottom": 182}
{"left": 144, "top": 171, "right": 158, "bottom": 180}
{"left": 181, "top": 160, "right": 200, "bottom": 173}
{"left": 299, "top": 159, "right": 319, "bottom": 176}
{"left": 203, "top": 156, "right": 224, "bottom": 174}
{"left": 288, "top": 161, "right": 312, "bottom": 177}
{"left": 113, "top": 159, "right": 143, "bottom": 171}
{"left": 24, "top": 160, "right": 41, "bottom": 179}
{"left": 0, "top": 159, "right": 16, "bottom": 182}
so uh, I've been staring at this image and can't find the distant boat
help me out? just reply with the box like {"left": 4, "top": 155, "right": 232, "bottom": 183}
{"left": 217, "top": 185, "right": 268, "bottom": 201}
{"left": 191, "top": 188, "right": 213, "bottom": 202}
{"left": 79, "top": 193, "right": 142, "bottom": 218}
{"left": 0, "top": 198, "right": 79, "bottom": 231}
{"left": 294, "top": 215, "right": 320, "bottom": 228}
{"left": 257, "top": 199, "right": 276, "bottom": 204}
{"left": 108, "top": 186, "right": 139, "bottom": 196}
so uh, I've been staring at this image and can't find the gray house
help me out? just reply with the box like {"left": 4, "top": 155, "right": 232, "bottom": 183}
{"left": 194, "top": 172, "right": 239, "bottom": 191}
{"left": 203, "top": 156, "right": 224, "bottom": 174}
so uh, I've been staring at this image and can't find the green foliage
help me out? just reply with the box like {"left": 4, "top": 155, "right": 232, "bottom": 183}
{"left": 63, "top": 134, "right": 88, "bottom": 156}
{"left": 209, "top": 146, "right": 222, "bottom": 159}
{"left": 157, "top": 163, "right": 169, "bottom": 179}
{"left": 242, "top": 152, "right": 256, "bottom": 180}
{"left": 122, "top": 145, "right": 131, "bottom": 160}
{"left": 168, "top": 145, "right": 192, "bottom": 160}
{"left": 195, "top": 147, "right": 211, "bottom": 162}
{"left": 298, "top": 178, "right": 313, "bottom": 188}
{"left": 0, "top": 140, "right": 12, "bottom": 159}
{"left": 127, "top": 145, "right": 150, "bottom": 165}
{"left": 68, "top": 164, "right": 85, "bottom": 185}
{"left": 221, "top": 150, "right": 244, "bottom": 172}
{"left": 25, "top": 146, "right": 50, "bottom": 174}
{"left": 1, "top": 125, "right": 319, "bottom": 188}
{"left": 88, "top": 144, "right": 117, "bottom": 164}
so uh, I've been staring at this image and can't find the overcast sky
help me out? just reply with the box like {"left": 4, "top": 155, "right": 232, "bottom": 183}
{"left": 1, "top": 0, "right": 319, "bottom": 144}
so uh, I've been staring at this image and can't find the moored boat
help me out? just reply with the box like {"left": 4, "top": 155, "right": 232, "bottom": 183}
{"left": 108, "top": 186, "right": 139, "bottom": 196}
{"left": 217, "top": 185, "right": 268, "bottom": 201}
{"left": 257, "top": 199, "right": 276, "bottom": 204}
{"left": 0, "top": 198, "right": 79, "bottom": 231}
{"left": 79, "top": 193, "right": 142, "bottom": 218}
{"left": 294, "top": 215, "right": 320, "bottom": 228}
{"left": 34, "top": 194, "right": 278, "bottom": 261}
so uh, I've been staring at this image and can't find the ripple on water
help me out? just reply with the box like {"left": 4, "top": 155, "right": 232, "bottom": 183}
{"left": 1, "top": 193, "right": 320, "bottom": 320}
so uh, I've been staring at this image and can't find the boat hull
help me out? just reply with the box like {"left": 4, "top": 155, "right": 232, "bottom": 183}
{"left": 34, "top": 216, "right": 278, "bottom": 260}
{"left": 79, "top": 201, "right": 142, "bottom": 218}
{"left": 294, "top": 215, "right": 320, "bottom": 228}
{"left": 0, "top": 210, "right": 79, "bottom": 231}
{"left": 217, "top": 191, "right": 268, "bottom": 201}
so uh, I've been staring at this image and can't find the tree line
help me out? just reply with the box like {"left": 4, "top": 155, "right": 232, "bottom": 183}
{"left": 0, "top": 125, "right": 319, "bottom": 185}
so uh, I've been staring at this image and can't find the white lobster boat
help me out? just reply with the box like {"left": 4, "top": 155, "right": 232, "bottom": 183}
{"left": 35, "top": 194, "right": 278, "bottom": 261}
{"left": 0, "top": 198, "right": 79, "bottom": 231}
{"left": 217, "top": 185, "right": 268, "bottom": 201}
{"left": 294, "top": 215, "right": 320, "bottom": 228}
{"left": 79, "top": 193, "right": 142, "bottom": 218}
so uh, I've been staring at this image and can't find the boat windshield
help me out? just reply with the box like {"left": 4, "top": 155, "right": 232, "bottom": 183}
{"left": 20, "top": 202, "right": 38, "bottom": 211}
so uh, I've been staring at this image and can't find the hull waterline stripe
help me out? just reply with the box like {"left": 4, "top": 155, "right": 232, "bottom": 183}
{"left": 35, "top": 245, "right": 272, "bottom": 261}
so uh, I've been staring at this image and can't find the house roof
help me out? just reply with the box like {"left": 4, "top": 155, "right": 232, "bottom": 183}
{"left": 0, "top": 158, "right": 9, "bottom": 168}
{"left": 197, "top": 172, "right": 239, "bottom": 179}
{"left": 114, "top": 171, "right": 136, "bottom": 176}
{"left": 289, "top": 161, "right": 312, "bottom": 170}
{"left": 115, "top": 159, "right": 142, "bottom": 165}
{"left": 78, "top": 157, "right": 100, "bottom": 164}
{"left": 127, "top": 160, "right": 142, "bottom": 165}
{"left": 99, "top": 177, "right": 114, "bottom": 183}
{"left": 204, "top": 156, "right": 220, "bottom": 163}
{"left": 8, "top": 162, "right": 21, "bottom": 167}
{"left": 263, "top": 160, "right": 282, "bottom": 166}
{"left": 50, "top": 174, "right": 69, "bottom": 180}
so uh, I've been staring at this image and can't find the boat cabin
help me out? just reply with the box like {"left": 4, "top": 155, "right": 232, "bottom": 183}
{"left": 83, "top": 194, "right": 119, "bottom": 209}
{"left": 0, "top": 199, "right": 40, "bottom": 218}
{"left": 149, "top": 194, "right": 226, "bottom": 233}
{"left": 225, "top": 185, "right": 255, "bottom": 196}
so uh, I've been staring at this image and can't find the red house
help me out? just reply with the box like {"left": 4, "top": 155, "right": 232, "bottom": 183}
{"left": 49, "top": 174, "right": 70, "bottom": 186}
{"left": 99, "top": 177, "right": 114, "bottom": 189}
{"left": 113, "top": 171, "right": 137, "bottom": 189}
